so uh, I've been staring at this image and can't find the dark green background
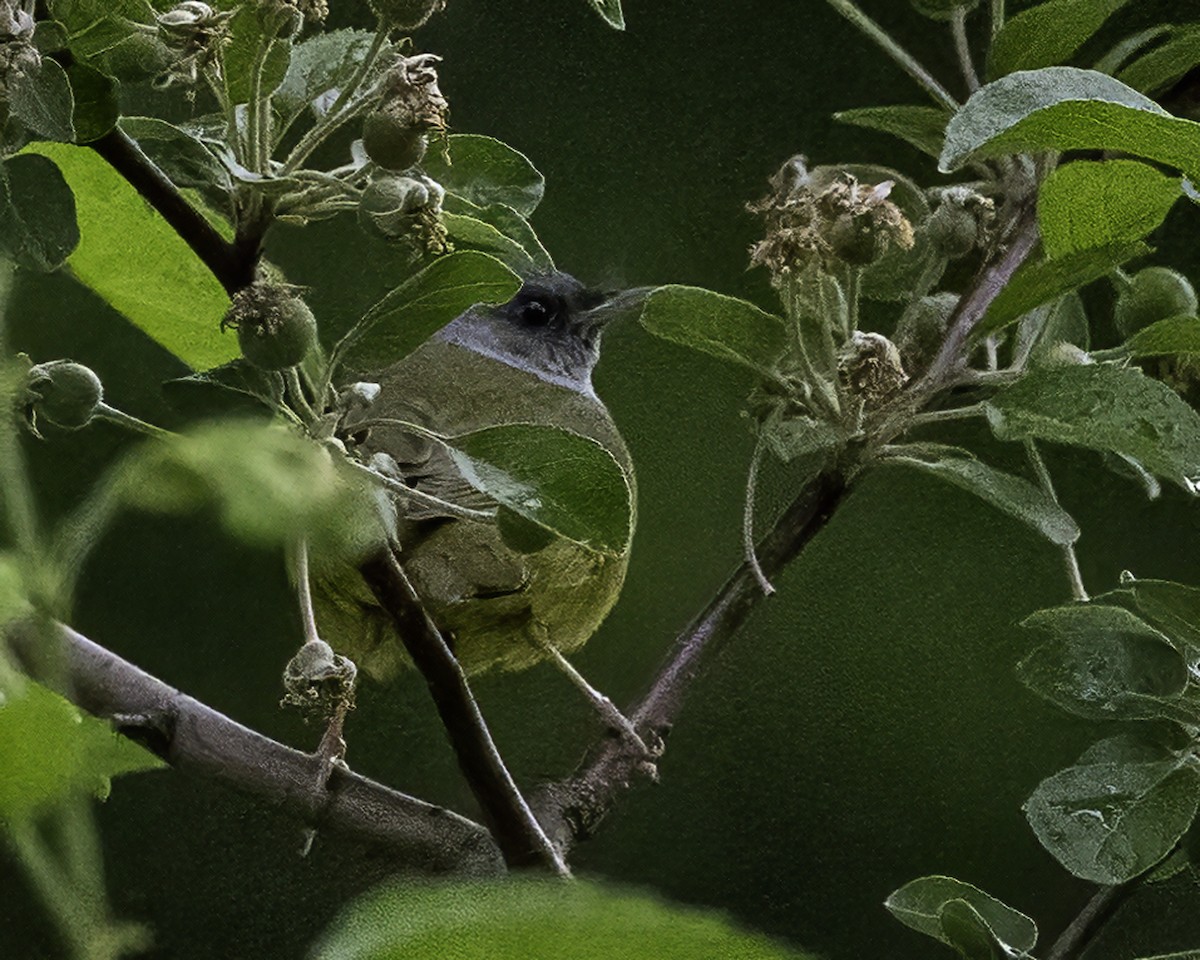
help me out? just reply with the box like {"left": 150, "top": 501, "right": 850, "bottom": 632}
{"left": 8, "top": 0, "right": 1200, "bottom": 957}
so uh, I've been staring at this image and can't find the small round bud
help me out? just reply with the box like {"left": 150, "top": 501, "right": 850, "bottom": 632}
{"left": 361, "top": 110, "right": 429, "bottom": 171}
{"left": 358, "top": 176, "right": 432, "bottom": 237}
{"left": 1032, "top": 342, "right": 1094, "bottom": 368}
{"left": 222, "top": 282, "right": 318, "bottom": 371}
{"left": 1114, "top": 267, "right": 1198, "bottom": 339}
{"left": 369, "top": 0, "right": 446, "bottom": 29}
{"left": 26, "top": 360, "right": 104, "bottom": 430}
{"left": 894, "top": 293, "right": 958, "bottom": 374}
{"left": 926, "top": 187, "right": 996, "bottom": 260}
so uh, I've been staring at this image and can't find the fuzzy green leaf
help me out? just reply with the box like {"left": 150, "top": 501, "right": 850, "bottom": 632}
{"left": 10, "top": 56, "right": 75, "bottom": 143}
{"left": 988, "top": 0, "right": 1134, "bottom": 79}
{"left": 27, "top": 143, "right": 234, "bottom": 369}
{"left": 885, "top": 876, "right": 1037, "bottom": 953}
{"left": 162, "top": 359, "right": 285, "bottom": 421}
{"left": 1122, "top": 316, "right": 1200, "bottom": 358}
{"left": 1019, "top": 604, "right": 1193, "bottom": 722}
{"left": 441, "top": 212, "right": 537, "bottom": 274}
{"left": 421, "top": 135, "right": 545, "bottom": 218}
{"left": 977, "top": 241, "right": 1148, "bottom": 339}
{"left": 65, "top": 61, "right": 118, "bottom": 143}
{"left": 118, "top": 117, "right": 232, "bottom": 195}
{"left": 833, "top": 105, "right": 950, "bottom": 159}
{"left": 342, "top": 251, "right": 522, "bottom": 372}
{"left": 312, "top": 879, "right": 809, "bottom": 960}
{"left": 1015, "top": 292, "right": 1090, "bottom": 364}
{"left": 274, "top": 28, "right": 380, "bottom": 133}
{"left": 1126, "top": 578, "right": 1200, "bottom": 656}
{"left": 586, "top": 0, "right": 625, "bottom": 29}
{"left": 0, "top": 154, "right": 80, "bottom": 272}
{"left": 638, "top": 285, "right": 786, "bottom": 376}
{"left": 984, "top": 364, "right": 1200, "bottom": 491}
{"left": 1024, "top": 750, "right": 1200, "bottom": 884}
{"left": 1039, "top": 160, "right": 1181, "bottom": 258}
{"left": 222, "top": 7, "right": 291, "bottom": 104}
{"left": 938, "top": 900, "right": 1013, "bottom": 960}
{"left": 883, "top": 450, "right": 1080, "bottom": 546}
{"left": 941, "top": 68, "right": 1200, "bottom": 179}
{"left": 442, "top": 193, "right": 554, "bottom": 271}
{"left": 0, "top": 680, "right": 164, "bottom": 822}
{"left": 1118, "top": 25, "right": 1200, "bottom": 95}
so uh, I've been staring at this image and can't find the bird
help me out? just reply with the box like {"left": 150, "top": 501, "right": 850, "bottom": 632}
{"left": 311, "top": 272, "right": 646, "bottom": 744}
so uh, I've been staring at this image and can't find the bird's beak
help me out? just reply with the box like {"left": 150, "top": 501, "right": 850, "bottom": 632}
{"left": 579, "top": 286, "right": 655, "bottom": 340}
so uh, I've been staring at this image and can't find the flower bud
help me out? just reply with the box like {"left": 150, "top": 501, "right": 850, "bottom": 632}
{"left": 369, "top": 0, "right": 447, "bottom": 29}
{"left": 926, "top": 186, "right": 995, "bottom": 260}
{"left": 1032, "top": 342, "right": 1094, "bottom": 368}
{"left": 1114, "top": 267, "right": 1198, "bottom": 339}
{"left": 361, "top": 112, "right": 428, "bottom": 171}
{"left": 26, "top": 360, "right": 103, "bottom": 430}
{"left": 358, "top": 175, "right": 433, "bottom": 236}
{"left": 222, "top": 282, "right": 318, "bottom": 371}
{"left": 838, "top": 331, "right": 908, "bottom": 404}
{"left": 894, "top": 293, "right": 958, "bottom": 375}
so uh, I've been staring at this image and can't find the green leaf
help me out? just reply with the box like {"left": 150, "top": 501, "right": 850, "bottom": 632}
{"left": 983, "top": 363, "right": 1200, "bottom": 492}
{"left": 882, "top": 449, "right": 1080, "bottom": 546}
{"left": 25, "top": 143, "right": 235, "bottom": 370}
{"left": 1039, "top": 161, "right": 1181, "bottom": 259}
{"left": 10, "top": 56, "right": 75, "bottom": 143}
{"left": 940, "top": 68, "right": 1200, "bottom": 179}
{"left": 0, "top": 680, "right": 163, "bottom": 822}
{"left": 1122, "top": 316, "right": 1200, "bottom": 358}
{"left": 1019, "top": 604, "right": 1193, "bottom": 721}
{"left": 1118, "top": 25, "right": 1200, "bottom": 94}
{"left": 448, "top": 424, "right": 632, "bottom": 555}
{"left": 442, "top": 193, "right": 554, "bottom": 271}
{"left": 421, "top": 135, "right": 545, "bottom": 218}
{"left": 1094, "top": 26, "right": 1173, "bottom": 76}
{"left": 988, "top": 0, "right": 1134, "bottom": 79}
{"left": 586, "top": 0, "right": 625, "bottom": 29}
{"left": 885, "top": 876, "right": 1037, "bottom": 954}
{"left": 938, "top": 900, "right": 1013, "bottom": 960}
{"left": 312, "top": 878, "right": 809, "bottom": 960}
{"left": 977, "top": 241, "right": 1148, "bottom": 339}
{"left": 274, "top": 28, "right": 381, "bottom": 134}
{"left": 222, "top": 7, "right": 291, "bottom": 105}
{"left": 441, "top": 212, "right": 536, "bottom": 273}
{"left": 1024, "top": 750, "right": 1200, "bottom": 884}
{"left": 638, "top": 285, "right": 786, "bottom": 376}
{"left": 341, "top": 251, "right": 522, "bottom": 372}
{"left": 833, "top": 106, "right": 950, "bottom": 159}
{"left": 0, "top": 552, "right": 32, "bottom": 628}
{"left": 1015, "top": 292, "right": 1090, "bottom": 365}
{"left": 0, "top": 154, "right": 80, "bottom": 272}
{"left": 120, "top": 422, "right": 386, "bottom": 560}
{"left": 65, "top": 61, "right": 118, "bottom": 143}
{"left": 162, "top": 359, "right": 285, "bottom": 421}
{"left": 118, "top": 117, "right": 232, "bottom": 196}
{"left": 1126, "top": 578, "right": 1200, "bottom": 657}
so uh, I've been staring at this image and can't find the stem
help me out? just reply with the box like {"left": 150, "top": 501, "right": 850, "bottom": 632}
{"left": 845, "top": 266, "right": 861, "bottom": 334}
{"left": 4, "top": 619, "right": 502, "bottom": 874}
{"left": 9, "top": 822, "right": 100, "bottom": 960}
{"left": 358, "top": 546, "right": 568, "bottom": 875}
{"left": 743, "top": 433, "right": 775, "bottom": 596}
{"left": 906, "top": 402, "right": 985, "bottom": 428}
{"left": 1046, "top": 882, "right": 1140, "bottom": 960}
{"left": 990, "top": 0, "right": 1005, "bottom": 41}
{"left": 952, "top": 7, "right": 980, "bottom": 93}
{"left": 95, "top": 403, "right": 172, "bottom": 440}
{"left": 246, "top": 36, "right": 276, "bottom": 173}
{"left": 282, "top": 23, "right": 389, "bottom": 174}
{"left": 284, "top": 367, "right": 319, "bottom": 425}
{"left": 823, "top": 0, "right": 959, "bottom": 112}
{"left": 1025, "top": 439, "right": 1089, "bottom": 602}
{"left": 292, "top": 539, "right": 322, "bottom": 647}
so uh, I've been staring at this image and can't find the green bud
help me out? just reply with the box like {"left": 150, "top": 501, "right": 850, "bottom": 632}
{"left": 223, "top": 282, "right": 318, "bottom": 371}
{"left": 26, "top": 360, "right": 104, "bottom": 430}
{"left": 894, "top": 293, "right": 958, "bottom": 374}
{"left": 1032, "top": 342, "right": 1093, "bottom": 369}
{"left": 358, "top": 175, "right": 439, "bottom": 239}
{"left": 1114, "top": 267, "right": 1198, "bottom": 339}
{"left": 361, "top": 110, "right": 429, "bottom": 171}
{"left": 368, "top": 0, "right": 447, "bottom": 29}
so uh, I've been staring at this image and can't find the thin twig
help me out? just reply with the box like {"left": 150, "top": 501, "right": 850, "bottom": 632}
{"left": 358, "top": 545, "right": 569, "bottom": 875}
{"left": 5, "top": 619, "right": 503, "bottom": 874}
{"left": 951, "top": 8, "right": 980, "bottom": 93}
{"left": 990, "top": 0, "right": 1005, "bottom": 42}
{"left": 1046, "top": 882, "right": 1140, "bottom": 960}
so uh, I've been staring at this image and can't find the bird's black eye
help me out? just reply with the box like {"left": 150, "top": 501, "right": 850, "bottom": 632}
{"left": 515, "top": 296, "right": 557, "bottom": 327}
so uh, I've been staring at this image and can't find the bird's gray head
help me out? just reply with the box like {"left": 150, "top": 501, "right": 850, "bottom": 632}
{"left": 436, "top": 272, "right": 644, "bottom": 395}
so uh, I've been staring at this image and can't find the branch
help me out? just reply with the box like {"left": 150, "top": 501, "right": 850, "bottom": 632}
{"left": 358, "top": 546, "right": 569, "bottom": 875}
{"left": 6, "top": 619, "right": 504, "bottom": 875}
{"left": 1046, "top": 880, "right": 1141, "bottom": 960}
{"left": 89, "top": 128, "right": 258, "bottom": 296}
{"left": 534, "top": 469, "right": 847, "bottom": 851}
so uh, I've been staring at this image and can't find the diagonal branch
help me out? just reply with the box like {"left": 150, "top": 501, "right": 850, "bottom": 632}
{"left": 358, "top": 545, "right": 569, "bottom": 875}
{"left": 6, "top": 619, "right": 504, "bottom": 875}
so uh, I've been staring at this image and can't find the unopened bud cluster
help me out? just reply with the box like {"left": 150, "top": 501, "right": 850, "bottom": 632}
{"left": 838, "top": 331, "right": 908, "bottom": 406}
{"left": 154, "top": 2, "right": 235, "bottom": 85}
{"left": 361, "top": 53, "right": 448, "bottom": 171}
{"left": 358, "top": 174, "right": 449, "bottom": 253}
{"left": 748, "top": 156, "right": 914, "bottom": 279}
{"left": 926, "top": 186, "right": 995, "bottom": 260}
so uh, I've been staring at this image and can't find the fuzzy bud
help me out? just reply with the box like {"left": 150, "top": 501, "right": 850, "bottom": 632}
{"left": 894, "top": 293, "right": 958, "bottom": 375}
{"left": 838, "top": 331, "right": 908, "bottom": 405}
{"left": 926, "top": 186, "right": 995, "bottom": 260}
{"left": 361, "top": 52, "right": 448, "bottom": 170}
{"left": 222, "top": 282, "right": 318, "bottom": 371}
{"left": 26, "top": 360, "right": 104, "bottom": 431}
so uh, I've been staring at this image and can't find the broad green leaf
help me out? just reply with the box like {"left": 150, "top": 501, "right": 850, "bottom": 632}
{"left": 0, "top": 154, "right": 80, "bottom": 272}
{"left": 1019, "top": 604, "right": 1192, "bottom": 721}
{"left": 421, "top": 135, "right": 545, "bottom": 218}
{"left": 1039, "top": 161, "right": 1181, "bottom": 258}
{"left": 1118, "top": 25, "right": 1200, "bottom": 95}
{"left": 120, "top": 117, "right": 232, "bottom": 196}
{"left": 1079, "top": 733, "right": 1180, "bottom": 766}
{"left": 883, "top": 449, "right": 1080, "bottom": 546}
{"left": 341, "top": 251, "right": 521, "bottom": 371}
{"left": 1123, "top": 316, "right": 1200, "bottom": 358}
{"left": 221, "top": 5, "right": 292, "bottom": 105}
{"left": 442, "top": 193, "right": 554, "bottom": 271}
{"left": 1094, "top": 26, "right": 1173, "bottom": 76}
{"left": 638, "top": 285, "right": 786, "bottom": 376}
{"left": 940, "top": 68, "right": 1200, "bottom": 179}
{"left": 10, "top": 56, "right": 75, "bottom": 143}
{"left": 121, "top": 422, "right": 386, "bottom": 559}
{"left": 48, "top": 0, "right": 154, "bottom": 63}
{"left": 885, "top": 876, "right": 1037, "bottom": 953}
{"left": 938, "top": 900, "right": 1012, "bottom": 960}
{"left": 977, "top": 241, "right": 1148, "bottom": 339}
{"left": 65, "top": 61, "right": 118, "bottom": 143}
{"left": 274, "top": 28, "right": 381, "bottom": 134}
{"left": 984, "top": 364, "right": 1200, "bottom": 491}
{"left": 33, "top": 20, "right": 70, "bottom": 55}
{"left": 448, "top": 424, "right": 632, "bottom": 555}
{"left": 1024, "top": 752, "right": 1200, "bottom": 884}
{"left": 988, "top": 0, "right": 1134, "bottom": 79}
{"left": 441, "top": 212, "right": 536, "bottom": 274}
{"left": 312, "top": 878, "right": 809, "bottom": 960}
{"left": 1126, "top": 578, "right": 1200, "bottom": 656}
{"left": 0, "top": 680, "right": 163, "bottom": 822}
{"left": 26, "top": 143, "right": 235, "bottom": 370}
{"left": 833, "top": 106, "right": 949, "bottom": 159}
{"left": 586, "top": 0, "right": 625, "bottom": 30}
{"left": 162, "top": 359, "right": 285, "bottom": 421}
{"left": 1014, "top": 292, "right": 1090, "bottom": 365}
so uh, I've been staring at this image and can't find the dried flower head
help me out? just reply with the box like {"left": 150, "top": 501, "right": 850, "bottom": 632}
{"left": 838, "top": 331, "right": 908, "bottom": 405}
{"left": 154, "top": 1, "right": 235, "bottom": 86}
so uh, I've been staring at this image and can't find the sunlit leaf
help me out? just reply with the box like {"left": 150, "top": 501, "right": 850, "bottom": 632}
{"left": 1121, "top": 316, "right": 1200, "bottom": 358}
{"left": 1118, "top": 25, "right": 1200, "bottom": 94}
